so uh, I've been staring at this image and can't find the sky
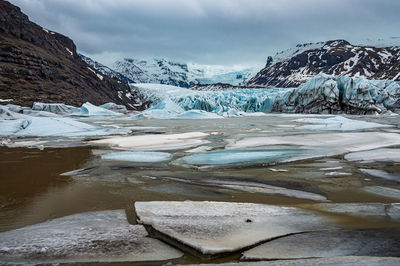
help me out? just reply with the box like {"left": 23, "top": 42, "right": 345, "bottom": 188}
{"left": 9, "top": 0, "right": 400, "bottom": 67}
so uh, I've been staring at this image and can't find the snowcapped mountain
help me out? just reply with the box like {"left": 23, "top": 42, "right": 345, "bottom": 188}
{"left": 113, "top": 58, "right": 257, "bottom": 87}
{"left": 79, "top": 54, "right": 134, "bottom": 84}
{"left": 248, "top": 40, "right": 400, "bottom": 87}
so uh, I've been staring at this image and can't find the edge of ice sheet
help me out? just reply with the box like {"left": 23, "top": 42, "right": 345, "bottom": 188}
{"left": 0, "top": 210, "right": 183, "bottom": 263}
{"left": 135, "top": 201, "right": 336, "bottom": 255}
{"left": 101, "top": 151, "right": 173, "bottom": 162}
{"left": 295, "top": 116, "right": 391, "bottom": 131}
{"left": 90, "top": 132, "right": 209, "bottom": 151}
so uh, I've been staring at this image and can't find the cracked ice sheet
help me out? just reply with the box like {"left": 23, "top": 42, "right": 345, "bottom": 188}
{"left": 344, "top": 148, "right": 400, "bottom": 163}
{"left": 227, "top": 132, "right": 400, "bottom": 154}
{"left": 241, "top": 229, "right": 400, "bottom": 260}
{"left": 0, "top": 210, "right": 182, "bottom": 264}
{"left": 90, "top": 132, "right": 209, "bottom": 151}
{"left": 295, "top": 116, "right": 391, "bottom": 131}
{"left": 135, "top": 201, "right": 336, "bottom": 255}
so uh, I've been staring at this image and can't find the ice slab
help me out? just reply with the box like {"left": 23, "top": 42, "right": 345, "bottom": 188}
{"left": 241, "top": 229, "right": 400, "bottom": 260}
{"left": 180, "top": 257, "right": 400, "bottom": 266}
{"left": 0, "top": 116, "right": 129, "bottom": 137}
{"left": 360, "top": 169, "right": 400, "bottom": 182}
{"left": 0, "top": 210, "right": 182, "bottom": 264}
{"left": 173, "top": 149, "right": 305, "bottom": 168}
{"left": 213, "top": 182, "right": 327, "bottom": 201}
{"left": 32, "top": 102, "right": 81, "bottom": 115}
{"left": 175, "top": 110, "right": 223, "bottom": 119}
{"left": 362, "top": 186, "right": 400, "bottom": 200}
{"left": 80, "top": 102, "right": 121, "bottom": 116}
{"left": 295, "top": 116, "right": 391, "bottom": 131}
{"left": 102, "top": 151, "right": 172, "bottom": 163}
{"left": 227, "top": 132, "right": 400, "bottom": 154}
{"left": 313, "top": 203, "right": 400, "bottom": 221}
{"left": 135, "top": 201, "right": 335, "bottom": 255}
{"left": 159, "top": 176, "right": 327, "bottom": 201}
{"left": 90, "top": 132, "right": 209, "bottom": 151}
{"left": 345, "top": 148, "right": 400, "bottom": 163}
{"left": 99, "top": 102, "right": 128, "bottom": 113}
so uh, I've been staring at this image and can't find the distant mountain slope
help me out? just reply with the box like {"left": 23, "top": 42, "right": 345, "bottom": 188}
{"left": 113, "top": 58, "right": 256, "bottom": 87}
{"left": 79, "top": 54, "right": 134, "bottom": 84}
{"left": 0, "top": 0, "right": 145, "bottom": 109}
{"left": 248, "top": 40, "right": 400, "bottom": 88}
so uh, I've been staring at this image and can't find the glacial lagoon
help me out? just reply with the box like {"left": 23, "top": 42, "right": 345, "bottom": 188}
{"left": 1, "top": 108, "right": 400, "bottom": 264}
{"left": 1, "top": 76, "right": 400, "bottom": 264}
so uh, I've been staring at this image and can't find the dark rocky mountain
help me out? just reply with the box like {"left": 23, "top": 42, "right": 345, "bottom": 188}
{"left": 0, "top": 0, "right": 146, "bottom": 109}
{"left": 248, "top": 40, "right": 400, "bottom": 88}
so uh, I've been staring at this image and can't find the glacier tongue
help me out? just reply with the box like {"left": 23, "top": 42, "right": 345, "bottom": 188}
{"left": 131, "top": 73, "right": 400, "bottom": 118}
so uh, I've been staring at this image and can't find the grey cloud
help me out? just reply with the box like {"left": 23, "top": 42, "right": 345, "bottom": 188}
{"left": 9, "top": 0, "right": 400, "bottom": 66}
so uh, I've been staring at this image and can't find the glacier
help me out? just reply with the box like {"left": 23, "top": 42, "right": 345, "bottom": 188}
{"left": 131, "top": 73, "right": 400, "bottom": 118}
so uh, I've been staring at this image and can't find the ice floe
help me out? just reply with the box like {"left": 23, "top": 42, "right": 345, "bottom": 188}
{"left": 135, "top": 201, "right": 335, "bottom": 255}
{"left": 99, "top": 102, "right": 128, "bottom": 113}
{"left": 360, "top": 169, "right": 400, "bottom": 182}
{"left": 227, "top": 132, "right": 400, "bottom": 153}
{"left": 0, "top": 116, "right": 129, "bottom": 137}
{"left": 173, "top": 149, "right": 306, "bottom": 168}
{"left": 0, "top": 210, "right": 182, "bottom": 263}
{"left": 241, "top": 229, "right": 400, "bottom": 260}
{"left": 80, "top": 102, "right": 122, "bottom": 116}
{"left": 90, "top": 132, "right": 209, "bottom": 151}
{"left": 181, "top": 257, "right": 400, "bottom": 266}
{"left": 362, "top": 186, "right": 400, "bottom": 200}
{"left": 102, "top": 151, "right": 173, "bottom": 162}
{"left": 295, "top": 116, "right": 391, "bottom": 131}
{"left": 32, "top": 102, "right": 81, "bottom": 114}
{"left": 313, "top": 203, "right": 400, "bottom": 221}
{"left": 344, "top": 148, "right": 400, "bottom": 163}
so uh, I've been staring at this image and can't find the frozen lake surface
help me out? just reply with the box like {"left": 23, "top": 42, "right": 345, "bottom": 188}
{"left": 1, "top": 103, "right": 400, "bottom": 264}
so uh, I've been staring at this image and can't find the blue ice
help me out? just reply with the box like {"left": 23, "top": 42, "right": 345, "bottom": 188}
{"left": 173, "top": 149, "right": 302, "bottom": 168}
{"left": 102, "top": 151, "right": 173, "bottom": 162}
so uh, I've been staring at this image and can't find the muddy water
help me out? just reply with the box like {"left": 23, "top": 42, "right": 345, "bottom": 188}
{"left": 1, "top": 115, "right": 400, "bottom": 264}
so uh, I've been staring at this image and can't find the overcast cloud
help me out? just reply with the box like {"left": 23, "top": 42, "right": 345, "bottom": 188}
{"left": 9, "top": 0, "right": 400, "bottom": 67}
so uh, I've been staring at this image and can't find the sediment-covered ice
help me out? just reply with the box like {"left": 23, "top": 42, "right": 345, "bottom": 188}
{"left": 241, "top": 229, "right": 400, "bottom": 260}
{"left": 344, "top": 148, "right": 400, "bottom": 163}
{"left": 135, "top": 201, "right": 335, "bottom": 255}
{"left": 32, "top": 102, "right": 81, "bottom": 115}
{"left": 0, "top": 210, "right": 183, "bottom": 263}
{"left": 295, "top": 116, "right": 391, "bottom": 131}
{"left": 362, "top": 186, "right": 400, "bottom": 200}
{"left": 102, "top": 151, "right": 173, "bottom": 162}
{"left": 313, "top": 203, "right": 400, "bottom": 221}
{"left": 360, "top": 169, "right": 400, "bottom": 182}
{"left": 90, "top": 132, "right": 209, "bottom": 150}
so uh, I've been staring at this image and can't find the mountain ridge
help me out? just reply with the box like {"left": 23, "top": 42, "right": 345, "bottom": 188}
{"left": 0, "top": 0, "right": 145, "bottom": 109}
{"left": 248, "top": 39, "right": 400, "bottom": 88}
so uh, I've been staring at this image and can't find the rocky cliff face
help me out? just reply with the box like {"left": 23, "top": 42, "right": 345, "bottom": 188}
{"left": 248, "top": 40, "right": 400, "bottom": 88}
{"left": 0, "top": 0, "right": 145, "bottom": 109}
